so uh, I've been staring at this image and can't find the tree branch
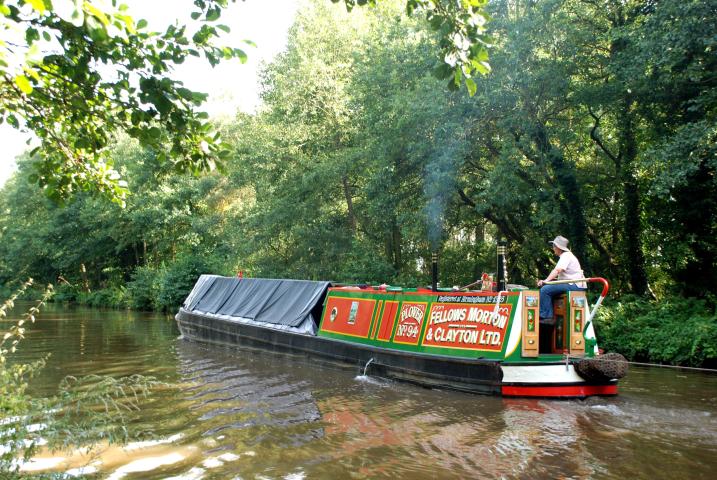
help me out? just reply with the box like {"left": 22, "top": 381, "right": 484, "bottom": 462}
{"left": 588, "top": 106, "right": 620, "bottom": 164}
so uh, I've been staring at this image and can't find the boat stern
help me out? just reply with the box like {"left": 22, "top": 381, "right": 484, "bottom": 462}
{"left": 500, "top": 362, "right": 618, "bottom": 398}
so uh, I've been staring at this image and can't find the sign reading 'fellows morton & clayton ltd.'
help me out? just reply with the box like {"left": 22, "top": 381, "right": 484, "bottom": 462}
{"left": 422, "top": 303, "right": 512, "bottom": 351}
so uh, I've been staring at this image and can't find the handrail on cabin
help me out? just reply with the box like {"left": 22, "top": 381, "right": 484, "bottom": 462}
{"left": 543, "top": 277, "right": 610, "bottom": 353}
{"left": 542, "top": 277, "right": 609, "bottom": 298}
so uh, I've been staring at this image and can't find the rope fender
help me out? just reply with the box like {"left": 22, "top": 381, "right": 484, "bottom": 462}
{"left": 575, "top": 352, "right": 629, "bottom": 382}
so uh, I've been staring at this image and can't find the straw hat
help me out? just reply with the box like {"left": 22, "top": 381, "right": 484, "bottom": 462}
{"left": 549, "top": 235, "right": 570, "bottom": 252}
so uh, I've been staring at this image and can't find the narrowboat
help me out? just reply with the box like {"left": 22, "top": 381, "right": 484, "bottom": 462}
{"left": 175, "top": 250, "right": 627, "bottom": 399}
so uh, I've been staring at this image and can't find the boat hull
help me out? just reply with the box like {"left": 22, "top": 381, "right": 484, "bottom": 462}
{"left": 176, "top": 309, "right": 617, "bottom": 398}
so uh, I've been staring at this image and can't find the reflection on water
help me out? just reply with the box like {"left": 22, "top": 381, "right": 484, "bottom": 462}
{"left": 3, "top": 303, "right": 717, "bottom": 479}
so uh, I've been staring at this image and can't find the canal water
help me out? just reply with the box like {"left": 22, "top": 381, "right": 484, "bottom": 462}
{"left": 4, "top": 303, "right": 717, "bottom": 479}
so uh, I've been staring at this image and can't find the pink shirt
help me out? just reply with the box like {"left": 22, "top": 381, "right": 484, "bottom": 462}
{"left": 555, "top": 251, "right": 586, "bottom": 288}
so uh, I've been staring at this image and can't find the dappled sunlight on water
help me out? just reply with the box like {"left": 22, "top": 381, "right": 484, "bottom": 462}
{"left": 4, "top": 303, "right": 717, "bottom": 479}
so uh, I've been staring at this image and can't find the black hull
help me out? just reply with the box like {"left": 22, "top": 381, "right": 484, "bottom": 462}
{"left": 176, "top": 309, "right": 504, "bottom": 395}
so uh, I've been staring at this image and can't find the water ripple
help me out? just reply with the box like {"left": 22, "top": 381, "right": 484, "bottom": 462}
{"left": 10, "top": 306, "right": 717, "bottom": 479}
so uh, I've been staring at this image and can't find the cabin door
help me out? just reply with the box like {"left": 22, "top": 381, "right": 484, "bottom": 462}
{"left": 568, "top": 291, "right": 587, "bottom": 356}
{"left": 521, "top": 291, "right": 539, "bottom": 357}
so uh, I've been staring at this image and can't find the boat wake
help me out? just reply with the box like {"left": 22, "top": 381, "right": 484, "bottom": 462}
{"left": 354, "top": 374, "right": 390, "bottom": 387}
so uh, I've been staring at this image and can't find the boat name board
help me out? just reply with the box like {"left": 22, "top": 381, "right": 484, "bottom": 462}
{"left": 422, "top": 303, "right": 512, "bottom": 351}
{"left": 394, "top": 302, "right": 427, "bottom": 345}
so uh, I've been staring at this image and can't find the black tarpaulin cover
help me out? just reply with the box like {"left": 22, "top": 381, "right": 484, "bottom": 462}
{"left": 183, "top": 276, "right": 330, "bottom": 329}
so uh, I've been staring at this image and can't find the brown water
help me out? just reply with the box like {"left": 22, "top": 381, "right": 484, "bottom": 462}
{"left": 4, "top": 303, "right": 717, "bottom": 479}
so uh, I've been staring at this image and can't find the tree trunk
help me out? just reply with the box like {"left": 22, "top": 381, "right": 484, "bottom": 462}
{"left": 531, "top": 124, "right": 590, "bottom": 271}
{"left": 341, "top": 175, "right": 357, "bottom": 234}
{"left": 383, "top": 219, "right": 402, "bottom": 271}
{"left": 80, "top": 263, "right": 91, "bottom": 293}
{"left": 392, "top": 223, "right": 402, "bottom": 270}
{"left": 617, "top": 100, "right": 648, "bottom": 295}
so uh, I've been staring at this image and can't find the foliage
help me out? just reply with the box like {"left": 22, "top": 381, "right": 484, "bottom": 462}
{"left": 0, "top": 0, "right": 716, "bottom": 365}
{"left": 0, "top": 281, "right": 159, "bottom": 476}
{"left": 598, "top": 296, "right": 717, "bottom": 368}
{"left": 127, "top": 264, "right": 160, "bottom": 311}
{"left": 0, "top": 0, "right": 493, "bottom": 206}
{"left": 76, "top": 285, "right": 129, "bottom": 309}
{"left": 51, "top": 282, "right": 78, "bottom": 303}
{"left": 154, "top": 255, "right": 224, "bottom": 311}
{"left": 0, "top": 0, "right": 244, "bottom": 204}
{"left": 336, "top": 0, "right": 492, "bottom": 94}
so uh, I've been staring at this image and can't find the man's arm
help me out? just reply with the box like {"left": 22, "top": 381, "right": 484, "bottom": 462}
{"left": 538, "top": 255, "right": 568, "bottom": 286}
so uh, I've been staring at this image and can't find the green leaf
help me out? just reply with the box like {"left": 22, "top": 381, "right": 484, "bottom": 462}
{"left": 26, "top": 27, "right": 40, "bottom": 44}
{"left": 190, "top": 12, "right": 201, "bottom": 20}
{"left": 85, "top": 3, "right": 110, "bottom": 26}
{"left": 74, "top": 137, "right": 91, "bottom": 149}
{"left": 473, "top": 60, "right": 491, "bottom": 75}
{"left": 465, "top": 77, "right": 477, "bottom": 97}
{"left": 433, "top": 62, "right": 453, "bottom": 80}
{"left": 137, "top": 19, "right": 148, "bottom": 29}
{"left": 147, "top": 127, "right": 162, "bottom": 139}
{"left": 234, "top": 48, "right": 247, "bottom": 63}
{"left": 176, "top": 87, "right": 194, "bottom": 100}
{"left": 27, "top": 0, "right": 46, "bottom": 14}
{"left": 471, "top": 46, "right": 489, "bottom": 63}
{"left": 154, "top": 95, "right": 172, "bottom": 116}
{"left": 191, "top": 91, "right": 208, "bottom": 103}
{"left": 429, "top": 15, "right": 443, "bottom": 31}
{"left": 14, "top": 75, "right": 33, "bottom": 94}
{"left": 206, "top": 8, "right": 221, "bottom": 22}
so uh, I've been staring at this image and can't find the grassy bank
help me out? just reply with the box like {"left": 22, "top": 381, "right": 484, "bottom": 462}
{"left": 50, "top": 256, "right": 229, "bottom": 312}
{"left": 596, "top": 296, "right": 717, "bottom": 369}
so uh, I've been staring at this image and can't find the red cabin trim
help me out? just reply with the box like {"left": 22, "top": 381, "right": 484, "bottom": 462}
{"left": 328, "top": 287, "right": 521, "bottom": 298}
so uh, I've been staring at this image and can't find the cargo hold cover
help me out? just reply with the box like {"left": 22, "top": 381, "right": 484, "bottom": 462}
{"left": 182, "top": 276, "right": 330, "bottom": 334}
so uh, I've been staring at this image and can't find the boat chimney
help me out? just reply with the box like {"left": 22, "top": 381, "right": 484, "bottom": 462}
{"left": 497, "top": 240, "right": 507, "bottom": 291}
{"left": 431, "top": 252, "right": 439, "bottom": 291}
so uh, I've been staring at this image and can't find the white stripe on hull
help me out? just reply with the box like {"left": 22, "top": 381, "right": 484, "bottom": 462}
{"left": 501, "top": 364, "right": 585, "bottom": 384}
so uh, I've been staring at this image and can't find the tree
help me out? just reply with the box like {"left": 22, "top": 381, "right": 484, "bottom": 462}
{"left": 630, "top": 0, "right": 717, "bottom": 297}
{"left": 1, "top": 0, "right": 491, "bottom": 206}
{"left": 450, "top": 0, "right": 593, "bottom": 280}
{"left": 336, "top": 0, "right": 492, "bottom": 94}
{"left": 4, "top": 0, "right": 715, "bottom": 302}
{"left": 1, "top": 0, "right": 245, "bottom": 204}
